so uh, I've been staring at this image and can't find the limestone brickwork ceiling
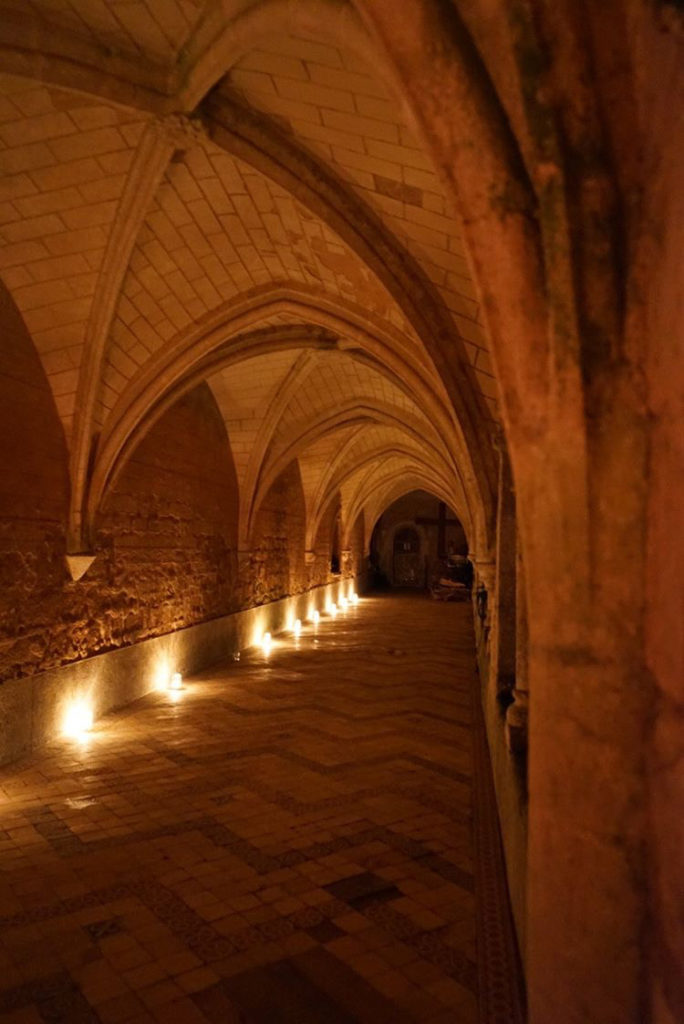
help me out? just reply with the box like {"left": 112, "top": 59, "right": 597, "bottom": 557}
{"left": 2, "top": 0, "right": 206, "bottom": 64}
{"left": 226, "top": 34, "right": 495, "bottom": 405}
{"left": 0, "top": 0, "right": 499, "bottom": 563}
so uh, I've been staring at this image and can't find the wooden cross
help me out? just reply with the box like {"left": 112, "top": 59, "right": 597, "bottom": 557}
{"left": 415, "top": 502, "right": 460, "bottom": 558}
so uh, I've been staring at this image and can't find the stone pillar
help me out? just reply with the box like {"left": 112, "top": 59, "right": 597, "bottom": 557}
{"left": 471, "top": 556, "right": 495, "bottom": 680}
{"left": 491, "top": 449, "right": 517, "bottom": 704}
{"left": 341, "top": 547, "right": 353, "bottom": 575}
{"left": 472, "top": 558, "right": 495, "bottom": 623}
{"left": 506, "top": 538, "right": 529, "bottom": 754}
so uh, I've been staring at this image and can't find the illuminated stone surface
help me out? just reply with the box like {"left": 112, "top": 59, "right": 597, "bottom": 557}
{"left": 0, "top": 595, "right": 523, "bottom": 1022}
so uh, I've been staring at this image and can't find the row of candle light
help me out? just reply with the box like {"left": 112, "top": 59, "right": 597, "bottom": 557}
{"left": 256, "top": 589, "right": 360, "bottom": 653}
{"left": 62, "top": 589, "right": 361, "bottom": 741}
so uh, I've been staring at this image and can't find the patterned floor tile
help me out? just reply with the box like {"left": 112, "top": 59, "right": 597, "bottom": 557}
{"left": 0, "top": 594, "right": 525, "bottom": 1022}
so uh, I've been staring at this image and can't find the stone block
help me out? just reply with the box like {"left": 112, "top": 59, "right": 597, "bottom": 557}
{"left": 0, "top": 675, "right": 33, "bottom": 763}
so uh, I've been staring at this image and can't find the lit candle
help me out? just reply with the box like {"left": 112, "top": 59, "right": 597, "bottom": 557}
{"left": 63, "top": 701, "right": 93, "bottom": 740}
{"left": 293, "top": 619, "right": 302, "bottom": 636}
{"left": 155, "top": 662, "right": 171, "bottom": 691}
{"left": 170, "top": 672, "right": 183, "bottom": 691}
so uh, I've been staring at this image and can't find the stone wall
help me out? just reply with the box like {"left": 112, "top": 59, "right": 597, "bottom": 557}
{"left": 245, "top": 460, "right": 307, "bottom": 605}
{"left": 0, "top": 297, "right": 364, "bottom": 764}
{"left": 0, "top": 315, "right": 358, "bottom": 689}
{"left": 349, "top": 511, "right": 366, "bottom": 576}
{"left": 68, "top": 382, "right": 240, "bottom": 661}
{"left": 311, "top": 495, "right": 341, "bottom": 587}
{"left": 0, "top": 282, "right": 70, "bottom": 682}
{"left": 0, "top": 576, "right": 361, "bottom": 766}
{"left": 0, "top": 372, "right": 241, "bottom": 682}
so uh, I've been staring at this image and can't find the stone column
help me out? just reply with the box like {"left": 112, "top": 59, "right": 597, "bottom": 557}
{"left": 341, "top": 547, "right": 353, "bottom": 576}
{"left": 471, "top": 556, "right": 495, "bottom": 679}
{"left": 489, "top": 447, "right": 517, "bottom": 705}
{"left": 472, "top": 558, "right": 495, "bottom": 610}
{"left": 506, "top": 538, "right": 529, "bottom": 754}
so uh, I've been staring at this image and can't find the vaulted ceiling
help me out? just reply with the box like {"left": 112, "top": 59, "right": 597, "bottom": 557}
{"left": 0, "top": 0, "right": 500, "bottom": 558}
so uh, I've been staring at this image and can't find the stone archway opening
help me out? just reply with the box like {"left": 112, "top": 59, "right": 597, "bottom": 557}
{"left": 369, "top": 489, "right": 469, "bottom": 591}
{"left": 330, "top": 512, "right": 341, "bottom": 576}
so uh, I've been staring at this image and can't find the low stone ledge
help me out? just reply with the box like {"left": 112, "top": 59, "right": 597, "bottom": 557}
{"left": 0, "top": 576, "right": 363, "bottom": 767}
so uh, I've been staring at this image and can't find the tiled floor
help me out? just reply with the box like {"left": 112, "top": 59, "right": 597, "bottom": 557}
{"left": 0, "top": 594, "right": 524, "bottom": 1023}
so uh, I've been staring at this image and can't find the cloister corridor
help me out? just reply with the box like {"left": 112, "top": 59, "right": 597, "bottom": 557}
{"left": 0, "top": 595, "right": 523, "bottom": 1023}
{"left": 1, "top": 1, "right": 682, "bottom": 1020}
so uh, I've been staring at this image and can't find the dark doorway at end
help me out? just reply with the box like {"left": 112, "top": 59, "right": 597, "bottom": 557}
{"left": 368, "top": 490, "right": 472, "bottom": 598}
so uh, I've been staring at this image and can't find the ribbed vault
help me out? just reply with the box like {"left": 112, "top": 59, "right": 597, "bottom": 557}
{"left": 0, "top": 0, "right": 498, "bottom": 571}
